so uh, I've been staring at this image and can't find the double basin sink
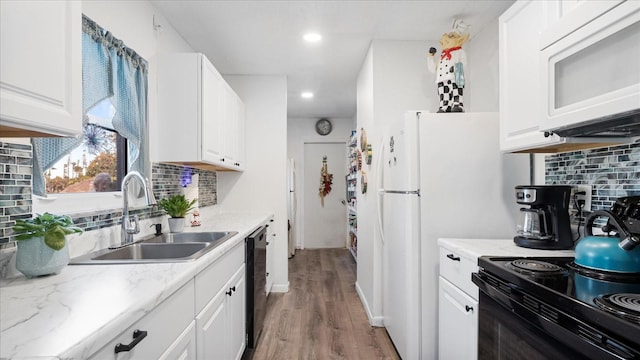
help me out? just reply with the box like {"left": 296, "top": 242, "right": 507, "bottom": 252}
{"left": 70, "top": 231, "right": 238, "bottom": 265}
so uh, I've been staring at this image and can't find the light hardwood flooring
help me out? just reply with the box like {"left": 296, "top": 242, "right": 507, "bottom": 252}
{"left": 251, "top": 248, "right": 400, "bottom": 360}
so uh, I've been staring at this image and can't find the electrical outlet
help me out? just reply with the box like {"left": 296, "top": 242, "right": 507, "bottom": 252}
{"left": 573, "top": 185, "right": 592, "bottom": 212}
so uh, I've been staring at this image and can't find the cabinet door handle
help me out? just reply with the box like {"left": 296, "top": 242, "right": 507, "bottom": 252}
{"left": 114, "top": 329, "right": 148, "bottom": 353}
{"left": 465, "top": 305, "right": 473, "bottom": 312}
{"left": 231, "top": 286, "right": 236, "bottom": 292}
{"left": 226, "top": 289, "right": 233, "bottom": 296}
{"left": 446, "top": 254, "right": 460, "bottom": 261}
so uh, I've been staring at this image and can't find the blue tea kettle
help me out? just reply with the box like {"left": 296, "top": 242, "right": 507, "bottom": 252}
{"left": 575, "top": 208, "right": 640, "bottom": 273}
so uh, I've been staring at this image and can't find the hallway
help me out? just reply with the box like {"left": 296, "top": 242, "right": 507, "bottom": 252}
{"left": 252, "top": 249, "right": 400, "bottom": 360}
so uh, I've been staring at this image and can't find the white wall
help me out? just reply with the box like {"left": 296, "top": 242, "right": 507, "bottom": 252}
{"left": 356, "top": 40, "right": 436, "bottom": 325}
{"left": 465, "top": 17, "right": 501, "bottom": 112}
{"left": 217, "top": 75, "right": 289, "bottom": 292}
{"left": 287, "top": 117, "right": 355, "bottom": 249}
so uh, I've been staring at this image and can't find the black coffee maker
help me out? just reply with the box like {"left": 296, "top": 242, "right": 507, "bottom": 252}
{"left": 514, "top": 185, "right": 574, "bottom": 250}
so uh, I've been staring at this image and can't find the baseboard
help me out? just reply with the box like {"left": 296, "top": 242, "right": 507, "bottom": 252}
{"left": 270, "top": 281, "right": 290, "bottom": 293}
{"left": 355, "top": 281, "right": 384, "bottom": 327}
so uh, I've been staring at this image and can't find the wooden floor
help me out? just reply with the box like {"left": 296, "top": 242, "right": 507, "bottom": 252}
{"left": 251, "top": 248, "right": 400, "bottom": 360}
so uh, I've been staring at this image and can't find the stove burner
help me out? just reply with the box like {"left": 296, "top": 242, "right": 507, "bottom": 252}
{"left": 594, "top": 293, "right": 640, "bottom": 324}
{"left": 567, "top": 262, "right": 640, "bottom": 283}
{"left": 507, "top": 259, "right": 567, "bottom": 276}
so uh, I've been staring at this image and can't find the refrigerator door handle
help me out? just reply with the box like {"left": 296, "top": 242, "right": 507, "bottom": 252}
{"left": 384, "top": 190, "right": 420, "bottom": 195}
{"left": 376, "top": 141, "right": 386, "bottom": 244}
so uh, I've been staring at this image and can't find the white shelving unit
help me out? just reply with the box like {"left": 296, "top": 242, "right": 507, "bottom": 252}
{"left": 346, "top": 131, "right": 358, "bottom": 261}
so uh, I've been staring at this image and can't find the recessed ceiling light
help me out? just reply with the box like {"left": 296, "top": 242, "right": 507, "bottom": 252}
{"left": 303, "top": 33, "right": 322, "bottom": 42}
{"left": 301, "top": 92, "right": 314, "bottom": 99}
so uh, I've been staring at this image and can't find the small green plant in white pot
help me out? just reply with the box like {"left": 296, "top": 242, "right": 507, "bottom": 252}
{"left": 12, "top": 213, "right": 82, "bottom": 278}
{"left": 157, "top": 194, "right": 197, "bottom": 233}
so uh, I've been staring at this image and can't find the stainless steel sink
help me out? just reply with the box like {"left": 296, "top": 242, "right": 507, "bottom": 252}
{"left": 145, "top": 231, "right": 237, "bottom": 244}
{"left": 70, "top": 231, "right": 238, "bottom": 264}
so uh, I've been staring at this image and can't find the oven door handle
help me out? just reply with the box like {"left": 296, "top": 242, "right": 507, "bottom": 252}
{"left": 471, "top": 272, "right": 516, "bottom": 312}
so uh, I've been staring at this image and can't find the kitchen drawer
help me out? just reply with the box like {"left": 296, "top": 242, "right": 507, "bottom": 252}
{"left": 89, "top": 280, "right": 195, "bottom": 360}
{"left": 439, "top": 247, "right": 479, "bottom": 300}
{"left": 195, "top": 241, "right": 244, "bottom": 313}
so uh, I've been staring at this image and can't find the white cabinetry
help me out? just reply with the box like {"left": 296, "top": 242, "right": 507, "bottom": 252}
{"left": 195, "top": 242, "right": 246, "bottom": 360}
{"left": 438, "top": 247, "right": 478, "bottom": 360}
{"left": 499, "top": 0, "right": 630, "bottom": 153}
{"left": 155, "top": 53, "right": 245, "bottom": 171}
{"left": 0, "top": 0, "right": 82, "bottom": 137}
{"left": 539, "top": 0, "right": 640, "bottom": 133}
{"left": 265, "top": 219, "right": 275, "bottom": 295}
{"left": 220, "top": 83, "right": 245, "bottom": 169}
{"left": 439, "top": 278, "right": 478, "bottom": 360}
{"left": 89, "top": 280, "right": 196, "bottom": 360}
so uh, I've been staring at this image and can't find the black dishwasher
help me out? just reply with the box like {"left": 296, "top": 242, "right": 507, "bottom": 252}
{"left": 244, "top": 226, "right": 267, "bottom": 357}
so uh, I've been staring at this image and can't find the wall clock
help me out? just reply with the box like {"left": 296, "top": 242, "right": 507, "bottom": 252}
{"left": 315, "top": 118, "right": 332, "bottom": 136}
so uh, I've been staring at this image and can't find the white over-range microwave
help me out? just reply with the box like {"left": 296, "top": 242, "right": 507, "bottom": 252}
{"left": 539, "top": 0, "right": 640, "bottom": 138}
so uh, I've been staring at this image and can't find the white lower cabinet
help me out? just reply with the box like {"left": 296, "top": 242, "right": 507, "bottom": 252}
{"left": 195, "top": 242, "right": 246, "bottom": 360}
{"left": 89, "top": 280, "right": 195, "bottom": 360}
{"left": 438, "top": 277, "right": 478, "bottom": 360}
{"left": 438, "top": 246, "right": 479, "bottom": 360}
{"left": 265, "top": 219, "right": 275, "bottom": 295}
{"left": 159, "top": 322, "right": 197, "bottom": 360}
{"left": 88, "top": 241, "right": 247, "bottom": 360}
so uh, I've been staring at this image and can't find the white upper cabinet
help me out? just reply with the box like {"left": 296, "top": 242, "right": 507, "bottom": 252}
{"left": 0, "top": 0, "right": 82, "bottom": 137}
{"left": 539, "top": 0, "right": 640, "bottom": 133}
{"left": 220, "top": 82, "right": 245, "bottom": 170}
{"left": 499, "top": 0, "right": 633, "bottom": 153}
{"left": 499, "top": 0, "right": 561, "bottom": 152}
{"left": 154, "top": 53, "right": 245, "bottom": 171}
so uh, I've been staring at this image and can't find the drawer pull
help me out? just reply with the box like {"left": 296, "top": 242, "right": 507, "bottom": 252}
{"left": 446, "top": 254, "right": 461, "bottom": 261}
{"left": 465, "top": 305, "right": 473, "bottom": 313}
{"left": 114, "top": 329, "right": 147, "bottom": 353}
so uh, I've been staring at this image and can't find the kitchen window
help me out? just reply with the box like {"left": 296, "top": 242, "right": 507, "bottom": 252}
{"left": 32, "top": 15, "right": 149, "bottom": 214}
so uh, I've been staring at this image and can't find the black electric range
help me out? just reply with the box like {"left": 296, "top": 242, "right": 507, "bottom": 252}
{"left": 472, "top": 256, "right": 640, "bottom": 359}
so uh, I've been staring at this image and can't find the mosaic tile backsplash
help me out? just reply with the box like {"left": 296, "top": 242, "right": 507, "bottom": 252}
{"left": 0, "top": 142, "right": 33, "bottom": 242}
{"left": 546, "top": 140, "right": 640, "bottom": 211}
{"left": 0, "top": 141, "right": 217, "bottom": 243}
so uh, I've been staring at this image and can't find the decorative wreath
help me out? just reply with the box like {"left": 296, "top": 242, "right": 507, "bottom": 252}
{"left": 319, "top": 156, "right": 334, "bottom": 206}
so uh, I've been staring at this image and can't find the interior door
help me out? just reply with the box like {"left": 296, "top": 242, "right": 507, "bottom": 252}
{"left": 302, "top": 142, "right": 347, "bottom": 248}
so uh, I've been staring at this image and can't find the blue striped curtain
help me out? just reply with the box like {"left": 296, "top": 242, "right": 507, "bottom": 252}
{"left": 32, "top": 15, "right": 148, "bottom": 196}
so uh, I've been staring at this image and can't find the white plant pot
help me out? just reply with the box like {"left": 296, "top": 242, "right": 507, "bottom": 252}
{"left": 168, "top": 217, "right": 185, "bottom": 233}
{"left": 16, "top": 237, "right": 69, "bottom": 278}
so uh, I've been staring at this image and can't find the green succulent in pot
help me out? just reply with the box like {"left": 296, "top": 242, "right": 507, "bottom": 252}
{"left": 157, "top": 194, "right": 197, "bottom": 218}
{"left": 13, "top": 212, "right": 83, "bottom": 250}
{"left": 12, "top": 212, "right": 83, "bottom": 278}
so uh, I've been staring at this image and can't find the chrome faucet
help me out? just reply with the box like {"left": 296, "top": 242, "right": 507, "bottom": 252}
{"left": 119, "top": 171, "right": 157, "bottom": 246}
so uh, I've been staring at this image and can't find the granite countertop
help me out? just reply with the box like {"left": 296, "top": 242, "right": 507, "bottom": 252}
{"left": 438, "top": 238, "right": 575, "bottom": 261}
{"left": 0, "top": 209, "right": 272, "bottom": 360}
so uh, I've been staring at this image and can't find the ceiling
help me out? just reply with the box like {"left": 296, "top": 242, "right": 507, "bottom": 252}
{"left": 151, "top": 0, "right": 514, "bottom": 120}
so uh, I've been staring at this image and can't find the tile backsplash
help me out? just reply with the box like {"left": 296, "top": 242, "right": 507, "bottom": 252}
{"left": 0, "top": 142, "right": 33, "bottom": 242}
{"left": 0, "top": 141, "right": 217, "bottom": 243}
{"left": 545, "top": 141, "right": 640, "bottom": 211}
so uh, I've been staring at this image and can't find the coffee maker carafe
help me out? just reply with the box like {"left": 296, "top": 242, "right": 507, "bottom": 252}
{"left": 514, "top": 185, "right": 574, "bottom": 250}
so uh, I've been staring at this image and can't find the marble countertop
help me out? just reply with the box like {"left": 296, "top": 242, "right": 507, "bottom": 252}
{"left": 438, "top": 238, "right": 575, "bottom": 261}
{"left": 0, "top": 209, "right": 272, "bottom": 360}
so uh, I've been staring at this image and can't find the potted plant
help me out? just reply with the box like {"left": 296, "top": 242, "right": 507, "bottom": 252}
{"left": 157, "top": 194, "right": 197, "bottom": 233}
{"left": 12, "top": 213, "right": 82, "bottom": 278}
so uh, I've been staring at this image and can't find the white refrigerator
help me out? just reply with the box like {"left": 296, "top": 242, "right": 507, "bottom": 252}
{"left": 378, "top": 111, "right": 529, "bottom": 360}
